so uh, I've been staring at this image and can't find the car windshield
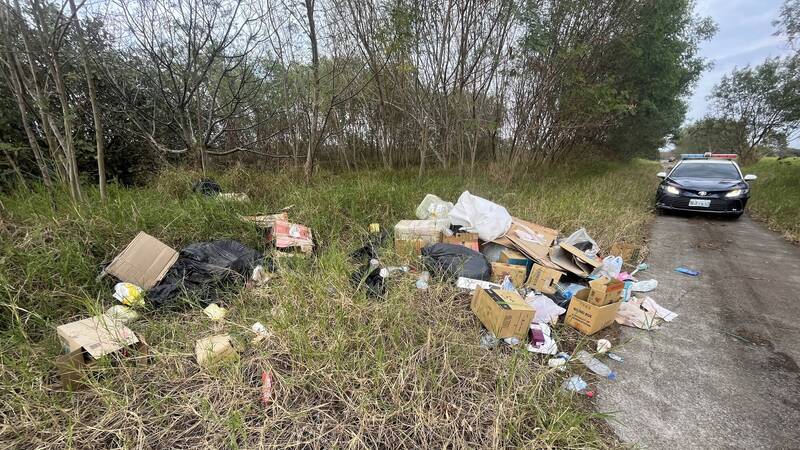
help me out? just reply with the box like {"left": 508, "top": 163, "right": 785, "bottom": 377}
{"left": 670, "top": 163, "right": 740, "bottom": 179}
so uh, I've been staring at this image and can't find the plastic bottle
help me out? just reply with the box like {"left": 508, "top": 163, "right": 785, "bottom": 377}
{"left": 415, "top": 271, "right": 430, "bottom": 290}
{"left": 379, "top": 266, "right": 410, "bottom": 278}
{"left": 576, "top": 350, "right": 617, "bottom": 380}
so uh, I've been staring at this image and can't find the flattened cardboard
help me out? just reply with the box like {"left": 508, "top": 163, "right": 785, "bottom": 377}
{"left": 105, "top": 232, "right": 179, "bottom": 289}
{"left": 588, "top": 277, "right": 624, "bottom": 306}
{"left": 564, "top": 288, "right": 621, "bottom": 335}
{"left": 549, "top": 242, "right": 602, "bottom": 277}
{"left": 57, "top": 316, "right": 139, "bottom": 359}
{"left": 498, "top": 218, "right": 560, "bottom": 269}
{"left": 240, "top": 212, "right": 288, "bottom": 229}
{"left": 490, "top": 262, "right": 527, "bottom": 286}
{"left": 525, "top": 264, "right": 565, "bottom": 294}
{"left": 610, "top": 242, "right": 637, "bottom": 264}
{"left": 443, "top": 231, "right": 479, "bottom": 252}
{"left": 470, "top": 288, "right": 535, "bottom": 339}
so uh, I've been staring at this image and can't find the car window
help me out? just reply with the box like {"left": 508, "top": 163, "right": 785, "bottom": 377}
{"left": 670, "top": 163, "right": 740, "bottom": 179}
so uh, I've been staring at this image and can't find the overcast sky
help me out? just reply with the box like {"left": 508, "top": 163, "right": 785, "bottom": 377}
{"left": 687, "top": 0, "right": 792, "bottom": 122}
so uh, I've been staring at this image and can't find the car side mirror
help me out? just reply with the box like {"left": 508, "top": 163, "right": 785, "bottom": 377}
{"left": 744, "top": 174, "right": 757, "bottom": 181}
{"left": 656, "top": 172, "right": 667, "bottom": 179}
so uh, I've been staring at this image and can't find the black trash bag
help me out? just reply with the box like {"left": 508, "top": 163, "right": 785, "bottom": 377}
{"left": 192, "top": 179, "right": 222, "bottom": 196}
{"left": 349, "top": 229, "right": 390, "bottom": 262}
{"left": 147, "top": 240, "right": 263, "bottom": 309}
{"left": 350, "top": 262, "right": 386, "bottom": 299}
{"left": 421, "top": 243, "right": 491, "bottom": 281}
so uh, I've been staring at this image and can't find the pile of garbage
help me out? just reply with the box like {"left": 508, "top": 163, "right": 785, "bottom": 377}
{"left": 55, "top": 186, "right": 314, "bottom": 391}
{"left": 355, "top": 191, "right": 680, "bottom": 396}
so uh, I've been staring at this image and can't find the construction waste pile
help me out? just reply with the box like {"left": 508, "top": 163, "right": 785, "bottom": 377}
{"left": 55, "top": 187, "right": 679, "bottom": 399}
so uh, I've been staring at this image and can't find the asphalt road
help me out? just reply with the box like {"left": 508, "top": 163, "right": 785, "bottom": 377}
{"left": 597, "top": 213, "right": 800, "bottom": 449}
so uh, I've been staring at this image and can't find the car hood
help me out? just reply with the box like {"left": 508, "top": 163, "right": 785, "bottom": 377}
{"left": 668, "top": 177, "right": 744, "bottom": 191}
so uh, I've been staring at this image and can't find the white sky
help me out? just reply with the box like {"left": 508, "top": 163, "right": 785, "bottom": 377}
{"left": 687, "top": 0, "right": 793, "bottom": 122}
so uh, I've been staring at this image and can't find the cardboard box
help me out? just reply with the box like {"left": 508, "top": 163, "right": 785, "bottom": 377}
{"left": 549, "top": 242, "right": 602, "bottom": 277}
{"left": 499, "top": 248, "right": 529, "bottom": 266}
{"left": 564, "top": 288, "right": 621, "bottom": 335}
{"left": 525, "top": 263, "right": 565, "bottom": 294}
{"left": 496, "top": 218, "right": 559, "bottom": 268}
{"left": 105, "top": 232, "right": 179, "bottom": 289}
{"left": 267, "top": 219, "right": 314, "bottom": 253}
{"left": 490, "top": 262, "right": 527, "bottom": 286}
{"left": 55, "top": 315, "right": 148, "bottom": 389}
{"left": 470, "top": 288, "right": 535, "bottom": 339}
{"left": 610, "top": 242, "right": 637, "bottom": 264}
{"left": 587, "top": 277, "right": 624, "bottom": 306}
{"left": 443, "top": 231, "right": 479, "bottom": 252}
{"left": 394, "top": 219, "right": 447, "bottom": 256}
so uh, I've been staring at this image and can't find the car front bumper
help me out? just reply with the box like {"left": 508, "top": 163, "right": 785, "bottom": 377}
{"left": 656, "top": 194, "right": 748, "bottom": 214}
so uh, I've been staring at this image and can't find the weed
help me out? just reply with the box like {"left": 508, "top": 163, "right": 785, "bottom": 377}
{"left": 743, "top": 157, "right": 800, "bottom": 242}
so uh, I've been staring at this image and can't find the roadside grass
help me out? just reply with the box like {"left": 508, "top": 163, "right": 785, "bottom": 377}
{"left": 0, "top": 159, "right": 657, "bottom": 448}
{"left": 744, "top": 157, "right": 800, "bottom": 242}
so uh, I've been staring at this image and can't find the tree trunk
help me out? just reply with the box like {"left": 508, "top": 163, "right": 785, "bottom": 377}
{"left": 69, "top": 0, "right": 106, "bottom": 200}
{"left": 7, "top": 63, "right": 52, "bottom": 187}
{"left": 304, "top": 0, "right": 320, "bottom": 182}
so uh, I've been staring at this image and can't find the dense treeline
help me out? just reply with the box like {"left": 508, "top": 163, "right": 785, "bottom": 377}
{"left": 0, "top": 0, "right": 712, "bottom": 195}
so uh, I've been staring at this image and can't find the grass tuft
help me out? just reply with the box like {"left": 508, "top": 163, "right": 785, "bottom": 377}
{"left": 743, "top": 157, "right": 800, "bottom": 242}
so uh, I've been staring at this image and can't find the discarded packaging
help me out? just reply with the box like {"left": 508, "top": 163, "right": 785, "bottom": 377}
{"left": 609, "top": 242, "right": 637, "bottom": 264}
{"left": 525, "top": 264, "right": 564, "bottom": 294}
{"left": 499, "top": 218, "right": 558, "bottom": 266}
{"left": 596, "top": 339, "right": 612, "bottom": 354}
{"left": 575, "top": 350, "right": 617, "bottom": 380}
{"left": 549, "top": 242, "right": 603, "bottom": 277}
{"left": 112, "top": 282, "right": 144, "bottom": 308}
{"left": 55, "top": 315, "right": 147, "bottom": 389}
{"left": 394, "top": 219, "right": 448, "bottom": 257}
{"left": 251, "top": 322, "right": 269, "bottom": 343}
{"left": 561, "top": 228, "right": 599, "bottom": 258}
{"left": 268, "top": 219, "right": 314, "bottom": 254}
{"left": 203, "top": 303, "right": 227, "bottom": 321}
{"left": 641, "top": 296, "right": 678, "bottom": 321}
{"left": 490, "top": 262, "right": 527, "bottom": 286}
{"left": 675, "top": 267, "right": 700, "bottom": 276}
{"left": 527, "top": 322, "right": 557, "bottom": 355}
{"left": 415, "top": 194, "right": 454, "bottom": 220}
{"left": 471, "top": 288, "right": 535, "bottom": 339}
{"left": 564, "top": 288, "right": 621, "bottom": 335}
{"left": 240, "top": 212, "right": 288, "bottom": 229}
{"left": 260, "top": 370, "right": 274, "bottom": 407}
{"left": 587, "top": 276, "right": 624, "bottom": 306}
{"left": 479, "top": 330, "right": 500, "bottom": 349}
{"left": 422, "top": 243, "right": 491, "bottom": 280}
{"left": 631, "top": 279, "right": 658, "bottom": 292}
{"left": 498, "top": 248, "right": 530, "bottom": 266}
{"left": 606, "top": 352, "right": 624, "bottom": 363}
{"left": 456, "top": 277, "right": 503, "bottom": 291}
{"left": 195, "top": 334, "right": 237, "bottom": 367}
{"left": 415, "top": 271, "right": 430, "bottom": 290}
{"left": 525, "top": 292, "right": 566, "bottom": 324}
{"left": 379, "top": 266, "right": 410, "bottom": 278}
{"left": 448, "top": 191, "right": 512, "bottom": 242}
{"left": 615, "top": 299, "right": 660, "bottom": 330}
{"left": 104, "top": 232, "right": 179, "bottom": 289}
{"left": 217, "top": 192, "right": 250, "bottom": 202}
{"left": 562, "top": 375, "right": 591, "bottom": 395}
{"left": 443, "top": 231, "right": 480, "bottom": 252}
{"left": 104, "top": 305, "right": 140, "bottom": 323}
{"left": 592, "top": 255, "right": 623, "bottom": 280}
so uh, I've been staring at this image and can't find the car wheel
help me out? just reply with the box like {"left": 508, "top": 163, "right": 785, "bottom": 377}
{"left": 727, "top": 212, "right": 743, "bottom": 220}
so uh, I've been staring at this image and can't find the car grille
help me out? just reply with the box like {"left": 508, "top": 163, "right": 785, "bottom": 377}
{"left": 680, "top": 189, "right": 725, "bottom": 198}
{"left": 659, "top": 196, "right": 743, "bottom": 212}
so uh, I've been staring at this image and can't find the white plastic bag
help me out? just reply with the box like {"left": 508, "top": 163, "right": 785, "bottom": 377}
{"left": 448, "top": 191, "right": 512, "bottom": 242}
{"left": 592, "top": 256, "right": 623, "bottom": 279}
{"left": 525, "top": 292, "right": 566, "bottom": 324}
{"left": 561, "top": 228, "right": 599, "bottom": 258}
{"left": 631, "top": 279, "right": 658, "bottom": 292}
{"left": 415, "top": 194, "right": 454, "bottom": 220}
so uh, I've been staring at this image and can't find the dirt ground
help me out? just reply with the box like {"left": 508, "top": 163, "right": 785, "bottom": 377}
{"left": 597, "top": 212, "right": 800, "bottom": 448}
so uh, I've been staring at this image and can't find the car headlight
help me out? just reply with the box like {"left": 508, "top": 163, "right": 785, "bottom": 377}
{"left": 725, "top": 189, "right": 743, "bottom": 198}
{"left": 665, "top": 186, "right": 680, "bottom": 195}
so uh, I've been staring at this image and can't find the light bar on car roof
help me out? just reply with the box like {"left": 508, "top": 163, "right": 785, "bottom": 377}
{"left": 680, "top": 153, "right": 738, "bottom": 160}
{"left": 680, "top": 153, "right": 706, "bottom": 159}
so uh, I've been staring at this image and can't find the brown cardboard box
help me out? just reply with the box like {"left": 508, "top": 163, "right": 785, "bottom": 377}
{"left": 499, "top": 248, "right": 529, "bottom": 266}
{"left": 525, "top": 264, "right": 565, "bottom": 294}
{"left": 443, "top": 231, "right": 479, "bottom": 252}
{"left": 588, "top": 276, "right": 624, "bottom": 306}
{"left": 104, "top": 232, "right": 178, "bottom": 289}
{"left": 549, "top": 242, "right": 602, "bottom": 277}
{"left": 496, "top": 218, "right": 559, "bottom": 269}
{"left": 610, "top": 242, "right": 637, "bottom": 264}
{"left": 490, "top": 262, "right": 527, "bottom": 286}
{"left": 55, "top": 315, "right": 148, "bottom": 389}
{"left": 564, "top": 288, "right": 621, "bottom": 335}
{"left": 470, "top": 288, "right": 535, "bottom": 339}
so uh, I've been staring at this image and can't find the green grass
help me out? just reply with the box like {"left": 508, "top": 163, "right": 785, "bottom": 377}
{"left": 744, "top": 157, "right": 800, "bottom": 242}
{"left": 0, "top": 160, "right": 658, "bottom": 448}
